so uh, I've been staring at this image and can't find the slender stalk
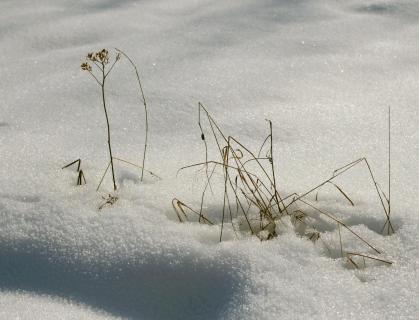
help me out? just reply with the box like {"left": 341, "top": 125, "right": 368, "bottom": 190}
{"left": 141, "top": 98, "right": 148, "bottom": 182}
{"left": 172, "top": 198, "right": 214, "bottom": 225}
{"left": 87, "top": 70, "right": 101, "bottom": 86}
{"left": 198, "top": 103, "right": 212, "bottom": 222}
{"left": 288, "top": 157, "right": 394, "bottom": 233}
{"left": 62, "top": 158, "right": 81, "bottom": 171}
{"left": 388, "top": 106, "right": 391, "bottom": 234}
{"left": 298, "top": 198, "right": 381, "bottom": 254}
{"left": 338, "top": 223, "right": 343, "bottom": 258}
{"left": 346, "top": 252, "right": 392, "bottom": 265}
{"left": 82, "top": 49, "right": 122, "bottom": 192}
{"left": 268, "top": 120, "right": 288, "bottom": 215}
{"left": 97, "top": 161, "right": 111, "bottom": 191}
{"left": 220, "top": 142, "right": 230, "bottom": 242}
{"left": 101, "top": 64, "right": 117, "bottom": 191}
{"left": 115, "top": 48, "right": 148, "bottom": 182}
{"left": 363, "top": 158, "right": 393, "bottom": 233}
{"left": 113, "top": 157, "right": 161, "bottom": 179}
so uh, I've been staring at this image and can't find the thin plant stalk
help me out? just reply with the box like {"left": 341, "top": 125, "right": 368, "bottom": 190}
{"left": 346, "top": 252, "right": 392, "bottom": 265}
{"left": 384, "top": 106, "right": 392, "bottom": 234}
{"left": 101, "top": 65, "right": 117, "bottom": 191}
{"left": 267, "top": 120, "right": 288, "bottom": 215}
{"left": 287, "top": 157, "right": 394, "bottom": 233}
{"left": 62, "top": 158, "right": 81, "bottom": 171}
{"left": 338, "top": 223, "right": 343, "bottom": 258}
{"left": 297, "top": 198, "right": 381, "bottom": 254}
{"left": 115, "top": 48, "right": 149, "bottom": 182}
{"left": 82, "top": 49, "right": 119, "bottom": 191}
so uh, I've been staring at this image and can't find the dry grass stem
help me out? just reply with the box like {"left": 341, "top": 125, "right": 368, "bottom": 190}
{"left": 115, "top": 48, "right": 149, "bottom": 182}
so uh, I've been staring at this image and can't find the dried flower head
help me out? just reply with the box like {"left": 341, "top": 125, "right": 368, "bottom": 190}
{"left": 96, "top": 49, "right": 109, "bottom": 64}
{"left": 81, "top": 62, "right": 92, "bottom": 71}
{"left": 86, "top": 49, "right": 109, "bottom": 64}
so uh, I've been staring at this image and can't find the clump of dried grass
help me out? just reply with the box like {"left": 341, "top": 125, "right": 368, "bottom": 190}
{"left": 174, "top": 103, "right": 393, "bottom": 268}
{"left": 62, "top": 158, "right": 86, "bottom": 186}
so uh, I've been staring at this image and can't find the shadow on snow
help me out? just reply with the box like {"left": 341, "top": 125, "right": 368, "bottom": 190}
{"left": 0, "top": 241, "right": 244, "bottom": 320}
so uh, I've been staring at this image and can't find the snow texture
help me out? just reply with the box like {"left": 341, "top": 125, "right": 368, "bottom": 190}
{"left": 0, "top": 0, "right": 418, "bottom": 319}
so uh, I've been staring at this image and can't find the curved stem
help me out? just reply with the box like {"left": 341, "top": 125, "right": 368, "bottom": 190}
{"left": 115, "top": 48, "right": 148, "bottom": 182}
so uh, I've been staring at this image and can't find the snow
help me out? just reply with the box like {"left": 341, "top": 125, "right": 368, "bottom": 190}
{"left": 1, "top": 0, "right": 419, "bottom": 319}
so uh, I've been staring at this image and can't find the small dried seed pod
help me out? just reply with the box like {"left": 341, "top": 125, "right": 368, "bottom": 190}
{"left": 81, "top": 62, "right": 92, "bottom": 71}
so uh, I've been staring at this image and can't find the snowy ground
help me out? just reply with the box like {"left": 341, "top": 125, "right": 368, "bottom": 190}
{"left": 1, "top": 0, "right": 418, "bottom": 319}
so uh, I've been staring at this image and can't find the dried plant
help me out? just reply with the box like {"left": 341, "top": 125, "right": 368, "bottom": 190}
{"left": 173, "top": 103, "right": 393, "bottom": 268}
{"left": 79, "top": 48, "right": 153, "bottom": 195}
{"left": 81, "top": 49, "right": 120, "bottom": 191}
{"left": 99, "top": 193, "right": 119, "bottom": 210}
{"left": 115, "top": 48, "right": 149, "bottom": 182}
{"left": 62, "top": 158, "right": 86, "bottom": 186}
{"left": 176, "top": 103, "right": 289, "bottom": 241}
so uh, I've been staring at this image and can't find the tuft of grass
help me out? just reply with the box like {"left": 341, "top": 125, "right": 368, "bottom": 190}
{"left": 77, "top": 170, "right": 86, "bottom": 186}
{"left": 173, "top": 104, "right": 394, "bottom": 267}
{"left": 176, "top": 103, "right": 290, "bottom": 241}
{"left": 62, "top": 158, "right": 86, "bottom": 186}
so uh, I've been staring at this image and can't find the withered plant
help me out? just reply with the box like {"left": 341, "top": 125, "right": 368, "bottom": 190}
{"left": 62, "top": 158, "right": 86, "bottom": 186}
{"left": 174, "top": 103, "right": 393, "bottom": 268}
{"left": 81, "top": 49, "right": 120, "bottom": 191}
{"left": 175, "top": 103, "right": 289, "bottom": 241}
{"left": 115, "top": 48, "right": 149, "bottom": 182}
{"left": 80, "top": 48, "right": 154, "bottom": 196}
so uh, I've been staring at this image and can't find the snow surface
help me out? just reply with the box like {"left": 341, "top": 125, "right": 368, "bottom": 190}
{"left": 1, "top": 0, "right": 418, "bottom": 319}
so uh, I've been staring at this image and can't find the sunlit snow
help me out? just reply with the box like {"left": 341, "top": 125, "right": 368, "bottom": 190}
{"left": 0, "top": 0, "right": 418, "bottom": 319}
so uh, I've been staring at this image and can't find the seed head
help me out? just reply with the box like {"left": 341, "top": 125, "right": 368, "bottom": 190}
{"left": 96, "top": 49, "right": 109, "bottom": 64}
{"left": 81, "top": 62, "right": 92, "bottom": 71}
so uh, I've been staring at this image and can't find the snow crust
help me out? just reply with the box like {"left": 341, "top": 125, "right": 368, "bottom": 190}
{"left": 0, "top": 0, "right": 418, "bottom": 319}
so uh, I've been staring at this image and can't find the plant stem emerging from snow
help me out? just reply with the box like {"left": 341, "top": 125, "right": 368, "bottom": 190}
{"left": 82, "top": 49, "right": 120, "bottom": 191}
{"left": 115, "top": 48, "right": 149, "bottom": 182}
{"left": 101, "top": 65, "right": 117, "bottom": 191}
